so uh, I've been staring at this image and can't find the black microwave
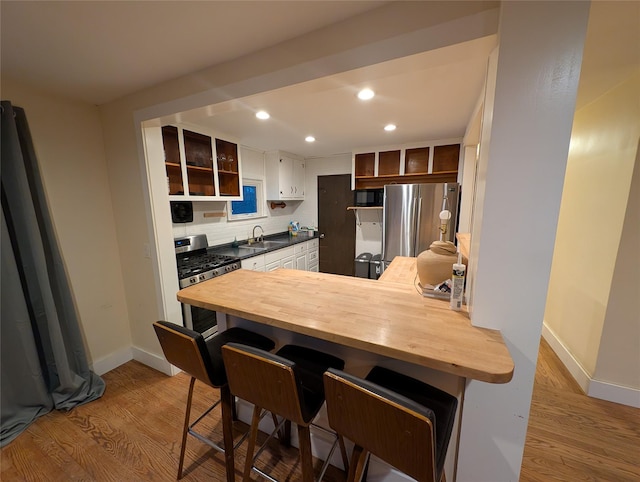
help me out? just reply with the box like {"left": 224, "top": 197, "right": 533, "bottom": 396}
{"left": 354, "top": 189, "right": 384, "bottom": 207}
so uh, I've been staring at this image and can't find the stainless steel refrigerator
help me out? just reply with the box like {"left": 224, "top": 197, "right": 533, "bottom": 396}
{"left": 382, "top": 183, "right": 460, "bottom": 268}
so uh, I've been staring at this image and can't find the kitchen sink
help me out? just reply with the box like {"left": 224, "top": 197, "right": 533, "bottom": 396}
{"left": 237, "top": 245, "right": 266, "bottom": 253}
{"left": 244, "top": 240, "right": 289, "bottom": 249}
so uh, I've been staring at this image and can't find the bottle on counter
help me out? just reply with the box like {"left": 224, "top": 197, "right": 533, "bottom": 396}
{"left": 450, "top": 253, "right": 466, "bottom": 311}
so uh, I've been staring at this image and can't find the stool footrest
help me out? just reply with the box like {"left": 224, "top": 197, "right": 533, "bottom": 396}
{"left": 248, "top": 413, "right": 343, "bottom": 482}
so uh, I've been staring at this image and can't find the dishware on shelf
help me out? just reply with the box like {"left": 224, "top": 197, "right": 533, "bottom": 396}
{"left": 218, "top": 153, "right": 226, "bottom": 171}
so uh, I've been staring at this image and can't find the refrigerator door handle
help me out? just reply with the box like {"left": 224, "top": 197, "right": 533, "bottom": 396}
{"left": 414, "top": 197, "right": 422, "bottom": 256}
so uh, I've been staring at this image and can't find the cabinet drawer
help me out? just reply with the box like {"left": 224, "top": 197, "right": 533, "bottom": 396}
{"left": 294, "top": 242, "right": 307, "bottom": 255}
{"left": 308, "top": 263, "right": 319, "bottom": 272}
{"left": 241, "top": 255, "right": 265, "bottom": 271}
{"left": 265, "top": 246, "right": 294, "bottom": 264}
{"left": 308, "top": 238, "right": 319, "bottom": 249}
{"left": 265, "top": 260, "right": 280, "bottom": 272}
{"left": 308, "top": 248, "right": 319, "bottom": 264}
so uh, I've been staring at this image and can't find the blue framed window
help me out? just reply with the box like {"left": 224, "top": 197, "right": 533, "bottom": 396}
{"left": 228, "top": 179, "right": 265, "bottom": 220}
{"left": 231, "top": 185, "right": 257, "bottom": 215}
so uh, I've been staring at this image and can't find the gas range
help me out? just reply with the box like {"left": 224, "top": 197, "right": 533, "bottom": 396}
{"left": 175, "top": 234, "right": 240, "bottom": 288}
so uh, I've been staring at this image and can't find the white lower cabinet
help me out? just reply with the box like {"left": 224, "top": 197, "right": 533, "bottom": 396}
{"left": 241, "top": 240, "right": 318, "bottom": 273}
{"left": 241, "top": 255, "right": 265, "bottom": 272}
{"left": 293, "top": 241, "right": 307, "bottom": 270}
{"left": 282, "top": 256, "right": 295, "bottom": 269}
{"left": 295, "top": 252, "right": 307, "bottom": 271}
{"left": 265, "top": 247, "right": 295, "bottom": 271}
{"left": 307, "top": 238, "right": 319, "bottom": 272}
{"left": 265, "top": 260, "right": 280, "bottom": 271}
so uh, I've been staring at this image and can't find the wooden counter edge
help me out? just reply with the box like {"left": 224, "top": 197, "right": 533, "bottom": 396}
{"left": 456, "top": 232, "right": 470, "bottom": 260}
{"left": 177, "top": 290, "right": 515, "bottom": 384}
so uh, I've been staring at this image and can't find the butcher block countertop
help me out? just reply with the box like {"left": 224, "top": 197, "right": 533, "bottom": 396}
{"left": 177, "top": 259, "right": 514, "bottom": 384}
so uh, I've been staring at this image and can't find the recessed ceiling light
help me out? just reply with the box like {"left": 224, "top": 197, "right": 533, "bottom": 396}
{"left": 255, "top": 110, "right": 270, "bottom": 120}
{"left": 384, "top": 124, "right": 397, "bottom": 132}
{"left": 357, "top": 88, "right": 375, "bottom": 100}
{"left": 305, "top": 136, "right": 316, "bottom": 143}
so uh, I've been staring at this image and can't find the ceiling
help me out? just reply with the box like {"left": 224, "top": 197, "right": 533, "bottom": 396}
{"left": 185, "top": 36, "right": 497, "bottom": 157}
{"left": 2, "top": 1, "right": 638, "bottom": 159}
{"left": 1, "top": 1, "right": 387, "bottom": 105}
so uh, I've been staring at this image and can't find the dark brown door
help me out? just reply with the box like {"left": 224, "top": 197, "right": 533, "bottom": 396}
{"left": 318, "top": 174, "right": 355, "bottom": 275}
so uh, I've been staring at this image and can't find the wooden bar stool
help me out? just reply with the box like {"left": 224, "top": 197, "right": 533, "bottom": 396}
{"left": 222, "top": 343, "right": 349, "bottom": 482}
{"left": 153, "top": 321, "right": 275, "bottom": 481}
{"left": 323, "top": 366, "right": 458, "bottom": 482}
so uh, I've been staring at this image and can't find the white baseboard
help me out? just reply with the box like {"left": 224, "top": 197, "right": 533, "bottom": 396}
{"left": 542, "top": 322, "right": 640, "bottom": 408}
{"left": 91, "top": 346, "right": 133, "bottom": 376}
{"left": 541, "top": 322, "right": 590, "bottom": 392}
{"left": 132, "top": 345, "right": 174, "bottom": 375}
{"left": 588, "top": 379, "right": 640, "bottom": 408}
{"left": 90, "top": 344, "right": 179, "bottom": 377}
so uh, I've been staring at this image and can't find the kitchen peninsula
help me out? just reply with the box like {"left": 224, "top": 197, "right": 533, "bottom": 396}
{"left": 177, "top": 257, "right": 513, "bottom": 383}
{"left": 177, "top": 256, "right": 513, "bottom": 480}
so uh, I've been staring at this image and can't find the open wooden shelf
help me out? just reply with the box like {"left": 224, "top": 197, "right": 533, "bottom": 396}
{"left": 378, "top": 150, "right": 400, "bottom": 176}
{"left": 355, "top": 172, "right": 457, "bottom": 190}
{"left": 162, "top": 124, "right": 243, "bottom": 200}
{"left": 187, "top": 165, "right": 213, "bottom": 173}
{"left": 433, "top": 144, "right": 461, "bottom": 172}
{"left": 347, "top": 206, "right": 383, "bottom": 210}
{"left": 162, "top": 126, "right": 184, "bottom": 195}
{"left": 355, "top": 152, "right": 375, "bottom": 177}
{"left": 216, "top": 138, "right": 240, "bottom": 196}
{"left": 184, "top": 129, "right": 213, "bottom": 168}
{"left": 405, "top": 147, "right": 430, "bottom": 174}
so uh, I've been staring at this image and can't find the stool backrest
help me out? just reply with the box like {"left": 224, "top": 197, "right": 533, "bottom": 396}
{"left": 324, "top": 369, "right": 437, "bottom": 482}
{"left": 222, "top": 343, "right": 306, "bottom": 425}
{"left": 153, "top": 321, "right": 215, "bottom": 387}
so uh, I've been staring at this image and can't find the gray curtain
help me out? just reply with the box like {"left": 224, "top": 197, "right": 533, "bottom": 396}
{"left": 1, "top": 101, "right": 105, "bottom": 447}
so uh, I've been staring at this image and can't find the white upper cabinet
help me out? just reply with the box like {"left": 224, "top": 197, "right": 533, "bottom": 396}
{"left": 162, "top": 124, "right": 243, "bottom": 201}
{"left": 265, "top": 150, "right": 305, "bottom": 200}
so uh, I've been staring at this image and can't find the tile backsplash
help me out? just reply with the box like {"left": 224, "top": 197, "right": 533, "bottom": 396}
{"left": 172, "top": 200, "right": 306, "bottom": 247}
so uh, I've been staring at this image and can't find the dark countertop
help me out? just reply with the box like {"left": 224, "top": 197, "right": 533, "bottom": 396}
{"left": 209, "top": 231, "right": 318, "bottom": 260}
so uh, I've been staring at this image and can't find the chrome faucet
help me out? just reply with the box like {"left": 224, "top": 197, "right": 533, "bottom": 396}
{"left": 252, "top": 225, "right": 264, "bottom": 243}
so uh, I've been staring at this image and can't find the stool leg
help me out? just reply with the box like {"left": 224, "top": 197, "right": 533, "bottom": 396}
{"left": 297, "top": 424, "right": 314, "bottom": 482}
{"left": 270, "top": 413, "right": 284, "bottom": 443}
{"left": 347, "top": 445, "right": 368, "bottom": 482}
{"left": 243, "top": 405, "right": 262, "bottom": 481}
{"left": 220, "top": 384, "right": 237, "bottom": 482}
{"left": 283, "top": 420, "right": 292, "bottom": 447}
{"left": 177, "top": 377, "right": 196, "bottom": 479}
{"left": 338, "top": 435, "right": 349, "bottom": 473}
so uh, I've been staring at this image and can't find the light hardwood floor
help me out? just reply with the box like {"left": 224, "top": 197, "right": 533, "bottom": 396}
{"left": 520, "top": 339, "right": 640, "bottom": 481}
{"left": 2, "top": 338, "right": 639, "bottom": 481}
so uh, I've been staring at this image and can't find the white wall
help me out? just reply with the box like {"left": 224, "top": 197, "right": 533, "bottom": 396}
{"left": 541, "top": 67, "right": 640, "bottom": 406}
{"left": 458, "top": 3, "right": 589, "bottom": 481}
{"left": 2, "top": 78, "right": 132, "bottom": 374}
{"left": 544, "top": 72, "right": 640, "bottom": 379}
{"left": 592, "top": 138, "right": 640, "bottom": 405}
